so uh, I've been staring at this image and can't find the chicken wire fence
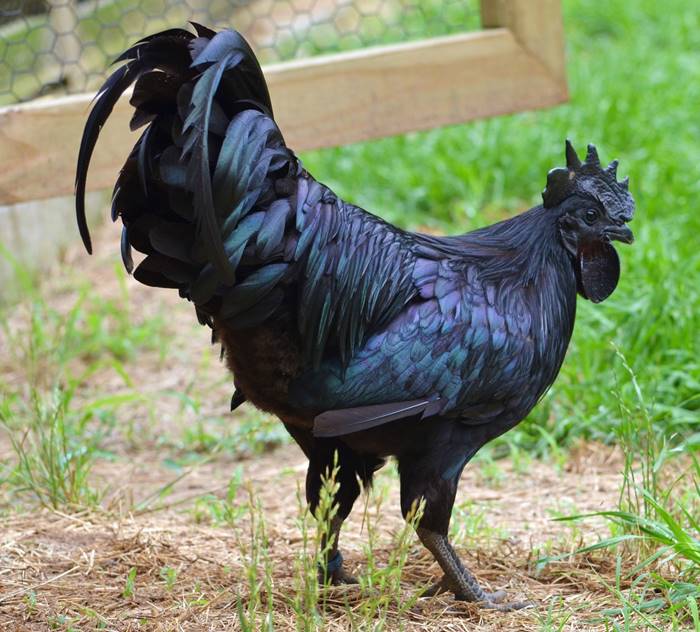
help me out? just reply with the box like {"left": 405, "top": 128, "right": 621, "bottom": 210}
{"left": 0, "top": 0, "right": 480, "bottom": 106}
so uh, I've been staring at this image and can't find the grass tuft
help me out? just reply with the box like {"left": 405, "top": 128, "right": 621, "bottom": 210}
{"left": 1, "top": 384, "right": 115, "bottom": 510}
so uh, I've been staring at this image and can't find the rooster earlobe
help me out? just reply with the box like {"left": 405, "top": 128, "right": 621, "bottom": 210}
{"left": 577, "top": 239, "right": 620, "bottom": 303}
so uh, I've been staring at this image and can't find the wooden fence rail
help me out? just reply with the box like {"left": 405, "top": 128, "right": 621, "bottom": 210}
{"left": 0, "top": 0, "right": 567, "bottom": 206}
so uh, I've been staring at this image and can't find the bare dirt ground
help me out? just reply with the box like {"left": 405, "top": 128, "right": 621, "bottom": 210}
{"left": 0, "top": 224, "right": 643, "bottom": 631}
{"left": 1, "top": 443, "right": 631, "bottom": 631}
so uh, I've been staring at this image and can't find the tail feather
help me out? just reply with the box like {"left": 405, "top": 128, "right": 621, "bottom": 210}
{"left": 191, "top": 29, "right": 272, "bottom": 115}
{"left": 77, "top": 24, "right": 418, "bottom": 373}
{"left": 133, "top": 253, "right": 197, "bottom": 288}
{"left": 149, "top": 221, "right": 196, "bottom": 263}
{"left": 76, "top": 29, "right": 195, "bottom": 252}
{"left": 120, "top": 227, "right": 133, "bottom": 273}
{"left": 124, "top": 213, "right": 159, "bottom": 254}
{"left": 182, "top": 55, "right": 239, "bottom": 283}
{"left": 112, "top": 28, "right": 195, "bottom": 68}
{"left": 189, "top": 22, "right": 217, "bottom": 40}
{"left": 136, "top": 124, "right": 156, "bottom": 196}
{"left": 75, "top": 25, "right": 272, "bottom": 270}
{"left": 177, "top": 30, "right": 274, "bottom": 284}
{"left": 76, "top": 63, "right": 137, "bottom": 253}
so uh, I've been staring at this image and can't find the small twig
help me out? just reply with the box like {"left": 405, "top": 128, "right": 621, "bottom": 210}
{"left": 48, "top": 507, "right": 94, "bottom": 525}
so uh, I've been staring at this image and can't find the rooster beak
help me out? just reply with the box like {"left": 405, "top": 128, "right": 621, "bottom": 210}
{"left": 605, "top": 225, "right": 634, "bottom": 244}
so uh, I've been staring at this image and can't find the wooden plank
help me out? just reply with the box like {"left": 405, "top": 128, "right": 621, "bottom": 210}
{"left": 266, "top": 28, "right": 566, "bottom": 147}
{"left": 0, "top": 29, "right": 567, "bottom": 205}
{"left": 481, "top": 0, "right": 567, "bottom": 84}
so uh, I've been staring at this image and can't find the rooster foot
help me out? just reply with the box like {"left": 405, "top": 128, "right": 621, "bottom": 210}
{"left": 327, "top": 567, "right": 359, "bottom": 586}
{"left": 318, "top": 551, "right": 358, "bottom": 586}
{"left": 416, "top": 529, "right": 534, "bottom": 611}
{"left": 422, "top": 575, "right": 531, "bottom": 610}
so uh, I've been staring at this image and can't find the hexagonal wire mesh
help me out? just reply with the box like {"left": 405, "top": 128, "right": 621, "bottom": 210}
{"left": 0, "top": 0, "right": 480, "bottom": 106}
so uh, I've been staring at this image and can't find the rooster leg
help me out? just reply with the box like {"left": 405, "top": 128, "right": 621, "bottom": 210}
{"left": 318, "top": 515, "right": 357, "bottom": 586}
{"left": 308, "top": 448, "right": 364, "bottom": 585}
{"left": 398, "top": 441, "right": 529, "bottom": 611}
{"left": 284, "top": 424, "right": 374, "bottom": 585}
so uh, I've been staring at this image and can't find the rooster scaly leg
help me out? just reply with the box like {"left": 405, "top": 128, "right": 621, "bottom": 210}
{"left": 416, "top": 528, "right": 519, "bottom": 608}
{"left": 397, "top": 432, "right": 530, "bottom": 610}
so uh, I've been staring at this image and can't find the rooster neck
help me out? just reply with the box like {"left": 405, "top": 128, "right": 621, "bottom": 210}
{"left": 509, "top": 208, "right": 578, "bottom": 393}
{"left": 464, "top": 206, "right": 578, "bottom": 396}
{"left": 460, "top": 205, "right": 567, "bottom": 281}
{"left": 526, "top": 240, "right": 577, "bottom": 378}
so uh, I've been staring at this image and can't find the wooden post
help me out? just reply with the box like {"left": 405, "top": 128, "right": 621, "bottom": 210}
{"left": 480, "top": 0, "right": 567, "bottom": 85}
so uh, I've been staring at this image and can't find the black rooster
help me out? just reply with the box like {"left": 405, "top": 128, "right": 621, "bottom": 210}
{"left": 75, "top": 25, "right": 635, "bottom": 609}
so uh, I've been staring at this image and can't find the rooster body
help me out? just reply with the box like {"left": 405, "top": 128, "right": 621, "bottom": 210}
{"left": 76, "top": 26, "right": 635, "bottom": 608}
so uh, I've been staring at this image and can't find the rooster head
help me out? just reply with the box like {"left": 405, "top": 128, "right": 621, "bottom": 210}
{"left": 543, "top": 140, "right": 635, "bottom": 303}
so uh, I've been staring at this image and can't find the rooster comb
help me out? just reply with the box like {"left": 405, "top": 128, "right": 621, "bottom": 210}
{"left": 543, "top": 140, "right": 634, "bottom": 223}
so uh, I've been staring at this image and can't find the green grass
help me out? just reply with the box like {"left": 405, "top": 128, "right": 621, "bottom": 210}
{"left": 539, "top": 352, "right": 699, "bottom": 627}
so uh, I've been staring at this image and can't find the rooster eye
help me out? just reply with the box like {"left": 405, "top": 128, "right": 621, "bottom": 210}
{"left": 584, "top": 209, "right": 598, "bottom": 224}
